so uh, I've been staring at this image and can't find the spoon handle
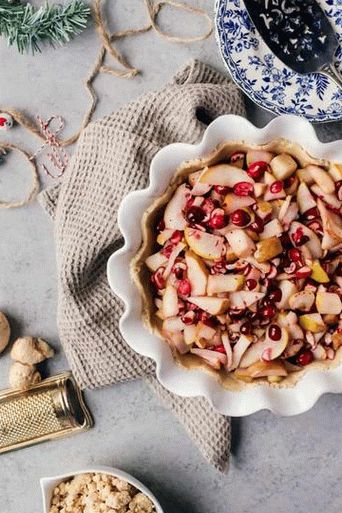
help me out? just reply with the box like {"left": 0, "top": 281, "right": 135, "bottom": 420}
{"left": 320, "top": 63, "right": 342, "bottom": 89}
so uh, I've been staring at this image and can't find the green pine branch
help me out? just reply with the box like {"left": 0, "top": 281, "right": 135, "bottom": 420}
{"left": 0, "top": 0, "right": 91, "bottom": 53}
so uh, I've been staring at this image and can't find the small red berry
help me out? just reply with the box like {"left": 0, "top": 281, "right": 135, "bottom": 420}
{"left": 249, "top": 216, "right": 264, "bottom": 234}
{"left": 288, "top": 248, "right": 302, "bottom": 262}
{"left": 170, "top": 230, "right": 183, "bottom": 244}
{"left": 157, "top": 219, "right": 165, "bottom": 232}
{"left": 303, "top": 206, "right": 319, "bottom": 221}
{"left": 295, "top": 266, "right": 312, "bottom": 279}
{"left": 292, "top": 227, "right": 309, "bottom": 246}
{"left": 230, "top": 209, "right": 251, "bottom": 227}
{"left": 260, "top": 305, "right": 276, "bottom": 319}
{"left": 151, "top": 267, "right": 166, "bottom": 289}
{"left": 177, "top": 279, "right": 191, "bottom": 296}
{"left": 233, "top": 181, "right": 254, "bottom": 197}
{"left": 296, "top": 350, "right": 313, "bottom": 366}
{"left": 307, "top": 220, "right": 323, "bottom": 235}
{"left": 181, "top": 311, "right": 197, "bottom": 325}
{"left": 268, "top": 324, "right": 282, "bottom": 341}
{"left": 230, "top": 151, "right": 245, "bottom": 165}
{"left": 240, "top": 321, "right": 252, "bottom": 335}
{"left": 214, "top": 185, "right": 230, "bottom": 195}
{"left": 160, "top": 243, "right": 174, "bottom": 258}
{"left": 202, "top": 198, "right": 217, "bottom": 216}
{"left": 214, "top": 345, "right": 226, "bottom": 354}
{"left": 247, "top": 161, "right": 269, "bottom": 179}
{"left": 267, "top": 288, "right": 282, "bottom": 303}
{"left": 186, "top": 206, "right": 205, "bottom": 224}
{"left": 246, "top": 278, "right": 257, "bottom": 290}
{"left": 270, "top": 180, "right": 283, "bottom": 194}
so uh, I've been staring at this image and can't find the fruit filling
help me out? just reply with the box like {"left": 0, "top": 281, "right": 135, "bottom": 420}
{"left": 144, "top": 148, "right": 342, "bottom": 384}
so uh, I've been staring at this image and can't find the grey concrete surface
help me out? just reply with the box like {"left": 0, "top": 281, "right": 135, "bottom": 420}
{"left": 0, "top": 1, "right": 341, "bottom": 512}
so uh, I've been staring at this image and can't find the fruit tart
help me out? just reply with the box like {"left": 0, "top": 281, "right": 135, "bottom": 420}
{"left": 131, "top": 139, "right": 342, "bottom": 388}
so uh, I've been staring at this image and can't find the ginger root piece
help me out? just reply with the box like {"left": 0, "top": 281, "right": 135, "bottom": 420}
{"left": 9, "top": 361, "right": 41, "bottom": 389}
{"left": 10, "top": 336, "right": 54, "bottom": 365}
{"left": 0, "top": 312, "right": 10, "bottom": 354}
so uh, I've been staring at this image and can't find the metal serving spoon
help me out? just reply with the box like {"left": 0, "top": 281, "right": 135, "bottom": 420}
{"left": 243, "top": 0, "right": 342, "bottom": 88}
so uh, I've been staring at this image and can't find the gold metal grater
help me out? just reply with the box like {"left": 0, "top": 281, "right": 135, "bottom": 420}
{"left": 0, "top": 371, "right": 93, "bottom": 454}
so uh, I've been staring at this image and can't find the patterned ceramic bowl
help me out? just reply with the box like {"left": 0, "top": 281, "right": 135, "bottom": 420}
{"left": 107, "top": 114, "right": 342, "bottom": 416}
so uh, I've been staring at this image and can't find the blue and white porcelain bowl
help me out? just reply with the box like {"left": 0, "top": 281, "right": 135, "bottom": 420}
{"left": 215, "top": 0, "right": 342, "bottom": 122}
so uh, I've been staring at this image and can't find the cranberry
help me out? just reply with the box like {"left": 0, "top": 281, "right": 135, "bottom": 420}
{"left": 230, "top": 151, "right": 245, "bottom": 165}
{"left": 268, "top": 324, "right": 282, "bottom": 341}
{"left": 181, "top": 311, "right": 197, "bottom": 325}
{"left": 240, "top": 321, "right": 252, "bottom": 335}
{"left": 231, "top": 209, "right": 251, "bottom": 227}
{"left": 259, "top": 305, "right": 276, "bottom": 320}
{"left": 177, "top": 279, "right": 191, "bottom": 296}
{"left": 173, "top": 263, "right": 185, "bottom": 279}
{"left": 292, "top": 227, "right": 309, "bottom": 246}
{"left": 202, "top": 198, "right": 217, "bottom": 216}
{"left": 247, "top": 161, "right": 269, "bottom": 179}
{"left": 288, "top": 248, "right": 302, "bottom": 262}
{"left": 160, "top": 243, "right": 174, "bottom": 258}
{"left": 270, "top": 180, "right": 283, "bottom": 194}
{"left": 215, "top": 345, "right": 226, "bottom": 354}
{"left": 233, "top": 181, "right": 254, "bottom": 197}
{"left": 335, "top": 180, "right": 342, "bottom": 201}
{"left": 209, "top": 208, "right": 228, "bottom": 229}
{"left": 202, "top": 315, "right": 218, "bottom": 328}
{"left": 214, "top": 185, "right": 230, "bottom": 195}
{"left": 151, "top": 267, "right": 166, "bottom": 289}
{"left": 178, "top": 299, "right": 186, "bottom": 314}
{"left": 303, "top": 206, "right": 319, "bottom": 221}
{"left": 186, "top": 206, "right": 205, "bottom": 224}
{"left": 280, "top": 232, "right": 292, "bottom": 249}
{"left": 307, "top": 220, "right": 323, "bottom": 235}
{"left": 170, "top": 230, "right": 183, "bottom": 244}
{"left": 296, "top": 350, "right": 313, "bottom": 366}
{"left": 249, "top": 216, "right": 264, "bottom": 234}
{"left": 246, "top": 278, "right": 257, "bottom": 290}
{"left": 157, "top": 219, "right": 165, "bottom": 232}
{"left": 295, "top": 266, "right": 312, "bottom": 279}
{"left": 267, "top": 288, "right": 282, "bottom": 303}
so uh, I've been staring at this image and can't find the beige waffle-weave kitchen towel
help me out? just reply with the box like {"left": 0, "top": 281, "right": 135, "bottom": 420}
{"left": 39, "top": 59, "right": 246, "bottom": 472}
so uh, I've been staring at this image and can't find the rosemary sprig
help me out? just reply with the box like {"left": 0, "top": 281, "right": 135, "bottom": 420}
{"left": 0, "top": 0, "right": 91, "bottom": 53}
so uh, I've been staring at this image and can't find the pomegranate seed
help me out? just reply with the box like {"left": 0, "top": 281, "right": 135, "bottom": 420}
{"left": 157, "top": 219, "right": 165, "bottom": 231}
{"left": 260, "top": 305, "right": 276, "bottom": 319}
{"left": 231, "top": 209, "right": 251, "bottom": 227}
{"left": 230, "top": 151, "right": 245, "bottom": 164}
{"left": 181, "top": 311, "right": 197, "bottom": 325}
{"left": 233, "top": 181, "right": 254, "bottom": 197}
{"left": 284, "top": 176, "right": 296, "bottom": 189}
{"left": 151, "top": 267, "right": 166, "bottom": 289}
{"left": 186, "top": 206, "right": 205, "bottom": 224}
{"left": 288, "top": 248, "right": 302, "bottom": 262}
{"left": 307, "top": 220, "right": 323, "bottom": 235}
{"left": 209, "top": 208, "right": 228, "bottom": 229}
{"left": 246, "top": 278, "right": 257, "bottom": 290}
{"left": 268, "top": 324, "right": 282, "bottom": 341}
{"left": 296, "top": 350, "right": 313, "bottom": 366}
{"left": 303, "top": 206, "right": 319, "bottom": 220}
{"left": 267, "top": 288, "right": 282, "bottom": 303}
{"left": 247, "top": 161, "right": 269, "bottom": 179}
{"left": 295, "top": 266, "right": 312, "bottom": 279}
{"left": 177, "top": 279, "right": 191, "bottom": 296}
{"left": 160, "top": 243, "right": 174, "bottom": 258}
{"left": 214, "top": 185, "right": 230, "bottom": 195}
{"left": 335, "top": 180, "right": 342, "bottom": 201}
{"left": 170, "top": 230, "right": 183, "bottom": 244}
{"left": 173, "top": 263, "right": 186, "bottom": 279}
{"left": 240, "top": 321, "right": 252, "bottom": 335}
{"left": 215, "top": 345, "right": 226, "bottom": 354}
{"left": 249, "top": 216, "right": 264, "bottom": 233}
{"left": 292, "top": 227, "right": 309, "bottom": 246}
{"left": 270, "top": 180, "right": 283, "bottom": 194}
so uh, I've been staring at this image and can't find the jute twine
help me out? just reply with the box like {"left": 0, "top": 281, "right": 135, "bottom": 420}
{"left": 0, "top": 0, "right": 213, "bottom": 209}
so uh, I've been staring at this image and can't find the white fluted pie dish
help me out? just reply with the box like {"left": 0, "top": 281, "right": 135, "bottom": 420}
{"left": 107, "top": 114, "right": 342, "bottom": 416}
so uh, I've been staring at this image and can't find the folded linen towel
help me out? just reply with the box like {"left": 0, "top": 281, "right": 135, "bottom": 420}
{"left": 40, "top": 59, "right": 246, "bottom": 471}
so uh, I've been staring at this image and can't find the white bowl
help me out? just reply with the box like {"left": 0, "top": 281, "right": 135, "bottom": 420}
{"left": 40, "top": 465, "right": 164, "bottom": 513}
{"left": 107, "top": 114, "right": 342, "bottom": 417}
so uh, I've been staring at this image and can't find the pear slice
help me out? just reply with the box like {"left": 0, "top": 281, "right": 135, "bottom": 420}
{"left": 189, "top": 169, "right": 212, "bottom": 196}
{"left": 310, "top": 260, "right": 329, "bottom": 283}
{"left": 229, "top": 290, "right": 265, "bottom": 309}
{"left": 254, "top": 183, "right": 267, "bottom": 198}
{"left": 276, "top": 280, "right": 298, "bottom": 309}
{"left": 270, "top": 153, "right": 297, "bottom": 180}
{"left": 307, "top": 165, "right": 335, "bottom": 194}
{"left": 231, "top": 334, "right": 252, "bottom": 370}
{"left": 297, "top": 167, "right": 315, "bottom": 184}
{"left": 259, "top": 219, "right": 283, "bottom": 240}
{"left": 297, "top": 182, "right": 317, "bottom": 214}
{"left": 289, "top": 291, "right": 315, "bottom": 312}
{"left": 225, "top": 229, "right": 255, "bottom": 258}
{"left": 332, "top": 331, "right": 342, "bottom": 350}
{"left": 162, "top": 284, "right": 179, "bottom": 318}
{"left": 311, "top": 184, "right": 342, "bottom": 210}
{"left": 157, "top": 229, "right": 175, "bottom": 245}
{"left": 246, "top": 149, "right": 274, "bottom": 166}
{"left": 185, "top": 250, "right": 208, "bottom": 296}
{"left": 184, "top": 324, "right": 197, "bottom": 346}
{"left": 199, "top": 163, "right": 254, "bottom": 186}
{"left": 244, "top": 360, "right": 287, "bottom": 378}
{"left": 207, "top": 274, "right": 245, "bottom": 295}
{"left": 262, "top": 326, "right": 289, "bottom": 361}
{"left": 188, "top": 296, "right": 230, "bottom": 315}
{"left": 162, "top": 317, "right": 186, "bottom": 332}
{"left": 240, "top": 339, "right": 270, "bottom": 368}
{"left": 299, "top": 313, "right": 326, "bottom": 333}
{"left": 163, "top": 184, "right": 189, "bottom": 230}
{"left": 196, "top": 321, "right": 217, "bottom": 341}
{"left": 329, "top": 162, "right": 342, "bottom": 182}
{"left": 223, "top": 193, "right": 255, "bottom": 214}
{"left": 316, "top": 292, "right": 342, "bottom": 315}
{"left": 184, "top": 227, "right": 224, "bottom": 260}
{"left": 317, "top": 199, "right": 342, "bottom": 250}
{"left": 254, "top": 200, "right": 273, "bottom": 220}
{"left": 145, "top": 251, "right": 168, "bottom": 271}
{"left": 255, "top": 236, "right": 282, "bottom": 262}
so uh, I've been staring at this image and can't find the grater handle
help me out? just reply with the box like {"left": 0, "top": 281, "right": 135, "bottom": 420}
{"left": 320, "top": 63, "right": 342, "bottom": 89}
